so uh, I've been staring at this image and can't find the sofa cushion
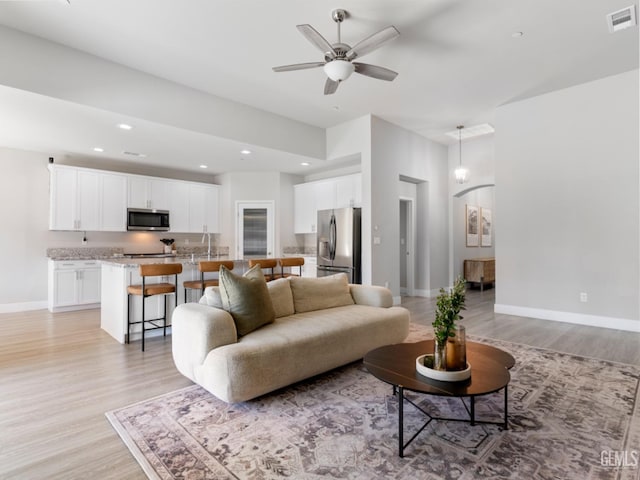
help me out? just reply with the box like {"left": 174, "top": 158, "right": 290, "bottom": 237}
{"left": 267, "top": 278, "right": 295, "bottom": 318}
{"left": 201, "top": 286, "right": 223, "bottom": 308}
{"left": 218, "top": 264, "right": 275, "bottom": 336}
{"left": 289, "top": 273, "right": 354, "bottom": 313}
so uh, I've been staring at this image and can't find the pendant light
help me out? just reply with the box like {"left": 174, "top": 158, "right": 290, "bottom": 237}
{"left": 454, "top": 125, "right": 468, "bottom": 184}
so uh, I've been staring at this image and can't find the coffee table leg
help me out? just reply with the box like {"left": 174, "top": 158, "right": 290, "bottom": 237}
{"left": 398, "top": 386, "right": 404, "bottom": 458}
{"left": 504, "top": 385, "right": 508, "bottom": 430}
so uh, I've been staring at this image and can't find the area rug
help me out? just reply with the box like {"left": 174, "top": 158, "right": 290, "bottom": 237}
{"left": 106, "top": 324, "right": 640, "bottom": 480}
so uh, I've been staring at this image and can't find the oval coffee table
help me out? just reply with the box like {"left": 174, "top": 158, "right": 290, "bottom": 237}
{"left": 364, "top": 339, "right": 515, "bottom": 457}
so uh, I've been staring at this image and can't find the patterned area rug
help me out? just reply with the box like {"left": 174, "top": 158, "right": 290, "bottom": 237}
{"left": 106, "top": 325, "right": 640, "bottom": 480}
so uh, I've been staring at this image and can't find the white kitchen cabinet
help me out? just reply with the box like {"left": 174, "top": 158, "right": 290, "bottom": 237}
{"left": 100, "top": 172, "right": 127, "bottom": 231}
{"left": 302, "top": 256, "right": 317, "bottom": 278}
{"left": 293, "top": 174, "right": 362, "bottom": 234}
{"left": 49, "top": 165, "right": 100, "bottom": 231}
{"left": 168, "top": 181, "right": 190, "bottom": 232}
{"left": 188, "top": 183, "right": 220, "bottom": 233}
{"left": 127, "top": 176, "right": 171, "bottom": 210}
{"left": 48, "top": 260, "right": 101, "bottom": 312}
{"left": 335, "top": 173, "right": 362, "bottom": 208}
{"left": 315, "top": 180, "right": 336, "bottom": 212}
{"left": 294, "top": 182, "right": 317, "bottom": 233}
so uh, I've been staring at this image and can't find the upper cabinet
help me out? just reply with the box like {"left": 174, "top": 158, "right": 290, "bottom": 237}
{"left": 127, "top": 176, "right": 171, "bottom": 211}
{"left": 294, "top": 173, "right": 362, "bottom": 234}
{"left": 49, "top": 165, "right": 219, "bottom": 233}
{"left": 49, "top": 165, "right": 123, "bottom": 231}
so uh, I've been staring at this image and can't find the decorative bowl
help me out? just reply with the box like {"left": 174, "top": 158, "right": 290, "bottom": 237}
{"left": 416, "top": 354, "right": 471, "bottom": 382}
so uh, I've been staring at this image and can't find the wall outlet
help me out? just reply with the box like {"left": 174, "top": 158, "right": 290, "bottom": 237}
{"left": 580, "top": 292, "right": 588, "bottom": 302}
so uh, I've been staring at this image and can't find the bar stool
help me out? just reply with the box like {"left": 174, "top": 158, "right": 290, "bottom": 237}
{"left": 127, "top": 262, "right": 182, "bottom": 351}
{"left": 248, "top": 258, "right": 278, "bottom": 281}
{"left": 183, "top": 260, "right": 234, "bottom": 302}
{"left": 279, "top": 257, "right": 305, "bottom": 278}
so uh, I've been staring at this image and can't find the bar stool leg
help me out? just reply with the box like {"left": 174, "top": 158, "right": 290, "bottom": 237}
{"left": 126, "top": 294, "right": 131, "bottom": 344}
{"left": 163, "top": 294, "right": 167, "bottom": 337}
{"left": 141, "top": 278, "right": 146, "bottom": 352}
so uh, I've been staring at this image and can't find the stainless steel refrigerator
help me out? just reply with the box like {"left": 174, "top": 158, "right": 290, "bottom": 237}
{"left": 316, "top": 207, "right": 361, "bottom": 284}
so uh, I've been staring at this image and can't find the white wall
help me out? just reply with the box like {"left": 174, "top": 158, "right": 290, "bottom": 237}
{"left": 495, "top": 70, "right": 639, "bottom": 331}
{"left": 370, "top": 117, "right": 449, "bottom": 297}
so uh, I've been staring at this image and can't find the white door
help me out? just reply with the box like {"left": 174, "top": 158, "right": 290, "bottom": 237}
{"left": 236, "top": 201, "right": 275, "bottom": 259}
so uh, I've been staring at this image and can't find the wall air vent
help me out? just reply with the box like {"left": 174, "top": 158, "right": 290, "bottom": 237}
{"left": 607, "top": 5, "right": 637, "bottom": 33}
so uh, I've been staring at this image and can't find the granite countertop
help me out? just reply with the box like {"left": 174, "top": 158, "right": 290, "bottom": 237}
{"left": 101, "top": 254, "right": 236, "bottom": 268}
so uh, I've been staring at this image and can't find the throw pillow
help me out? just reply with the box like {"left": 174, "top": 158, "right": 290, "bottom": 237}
{"left": 289, "top": 273, "right": 354, "bottom": 313}
{"left": 267, "top": 278, "right": 295, "bottom": 318}
{"left": 201, "top": 286, "right": 223, "bottom": 308}
{"left": 218, "top": 264, "right": 276, "bottom": 336}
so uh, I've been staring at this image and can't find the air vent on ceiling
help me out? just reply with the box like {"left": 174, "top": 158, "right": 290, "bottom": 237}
{"left": 123, "top": 151, "right": 147, "bottom": 158}
{"left": 607, "top": 5, "right": 637, "bottom": 33}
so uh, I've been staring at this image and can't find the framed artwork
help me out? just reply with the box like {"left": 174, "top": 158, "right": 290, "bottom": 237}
{"left": 481, "top": 208, "right": 492, "bottom": 247}
{"left": 466, "top": 204, "right": 479, "bottom": 247}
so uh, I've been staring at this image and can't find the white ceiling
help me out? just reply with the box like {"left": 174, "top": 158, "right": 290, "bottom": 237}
{"left": 0, "top": 0, "right": 637, "bottom": 175}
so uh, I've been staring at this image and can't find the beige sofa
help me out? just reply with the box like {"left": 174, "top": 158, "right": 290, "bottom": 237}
{"left": 172, "top": 273, "right": 410, "bottom": 403}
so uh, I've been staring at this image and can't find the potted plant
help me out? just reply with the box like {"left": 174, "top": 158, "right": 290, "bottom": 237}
{"left": 432, "top": 276, "right": 466, "bottom": 370}
{"left": 160, "top": 238, "right": 175, "bottom": 254}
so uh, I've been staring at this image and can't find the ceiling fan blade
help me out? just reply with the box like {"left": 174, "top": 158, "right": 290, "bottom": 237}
{"left": 272, "top": 62, "right": 325, "bottom": 72}
{"left": 346, "top": 26, "right": 400, "bottom": 60}
{"left": 353, "top": 62, "right": 398, "bottom": 81}
{"left": 324, "top": 78, "right": 339, "bottom": 95}
{"left": 297, "top": 24, "right": 337, "bottom": 59}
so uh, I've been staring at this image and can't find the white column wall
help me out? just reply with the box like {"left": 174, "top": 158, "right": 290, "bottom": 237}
{"left": 495, "top": 70, "right": 639, "bottom": 330}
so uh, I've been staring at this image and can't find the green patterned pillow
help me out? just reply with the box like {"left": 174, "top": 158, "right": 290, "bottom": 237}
{"left": 218, "top": 264, "right": 276, "bottom": 336}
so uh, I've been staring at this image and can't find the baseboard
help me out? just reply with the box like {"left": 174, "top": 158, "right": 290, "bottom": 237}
{"left": 494, "top": 304, "right": 640, "bottom": 333}
{"left": 0, "top": 300, "right": 48, "bottom": 313}
{"left": 49, "top": 303, "right": 100, "bottom": 313}
{"left": 412, "top": 289, "right": 441, "bottom": 298}
{"left": 393, "top": 295, "right": 402, "bottom": 305}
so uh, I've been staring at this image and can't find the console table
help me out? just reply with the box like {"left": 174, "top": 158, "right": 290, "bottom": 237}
{"left": 464, "top": 257, "right": 495, "bottom": 291}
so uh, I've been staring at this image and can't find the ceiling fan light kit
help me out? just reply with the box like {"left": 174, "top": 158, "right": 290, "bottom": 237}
{"left": 324, "top": 59, "right": 355, "bottom": 82}
{"left": 272, "top": 8, "right": 400, "bottom": 95}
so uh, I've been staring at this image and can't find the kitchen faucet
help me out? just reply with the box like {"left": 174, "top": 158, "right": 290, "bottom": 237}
{"left": 202, "top": 231, "right": 212, "bottom": 259}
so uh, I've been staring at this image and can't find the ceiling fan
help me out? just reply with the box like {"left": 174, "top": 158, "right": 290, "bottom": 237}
{"left": 272, "top": 9, "right": 400, "bottom": 95}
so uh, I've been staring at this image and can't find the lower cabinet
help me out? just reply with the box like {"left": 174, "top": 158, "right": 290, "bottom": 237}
{"left": 48, "top": 260, "right": 101, "bottom": 312}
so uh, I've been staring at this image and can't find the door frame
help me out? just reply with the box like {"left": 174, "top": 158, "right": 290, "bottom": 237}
{"left": 235, "top": 200, "right": 275, "bottom": 259}
{"left": 399, "top": 196, "right": 416, "bottom": 296}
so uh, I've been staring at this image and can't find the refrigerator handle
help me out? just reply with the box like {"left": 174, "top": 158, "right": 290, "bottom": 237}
{"left": 329, "top": 213, "right": 337, "bottom": 260}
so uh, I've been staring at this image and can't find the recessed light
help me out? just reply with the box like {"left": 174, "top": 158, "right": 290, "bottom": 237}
{"left": 93, "top": 147, "right": 104, "bottom": 152}
{"left": 511, "top": 31, "right": 524, "bottom": 38}
{"left": 118, "top": 123, "right": 133, "bottom": 130}
{"left": 199, "top": 165, "right": 208, "bottom": 169}
{"left": 301, "top": 162, "right": 311, "bottom": 166}
{"left": 240, "top": 149, "right": 252, "bottom": 155}
{"left": 333, "top": 106, "right": 340, "bottom": 111}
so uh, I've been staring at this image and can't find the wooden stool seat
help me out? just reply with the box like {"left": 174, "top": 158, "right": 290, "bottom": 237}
{"left": 127, "top": 262, "right": 182, "bottom": 351}
{"left": 248, "top": 258, "right": 278, "bottom": 281}
{"left": 127, "top": 283, "right": 177, "bottom": 296}
{"left": 278, "top": 257, "right": 305, "bottom": 278}
{"left": 184, "top": 260, "right": 233, "bottom": 301}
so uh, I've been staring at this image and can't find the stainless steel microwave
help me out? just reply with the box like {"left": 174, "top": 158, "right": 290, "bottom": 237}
{"left": 127, "top": 208, "right": 170, "bottom": 231}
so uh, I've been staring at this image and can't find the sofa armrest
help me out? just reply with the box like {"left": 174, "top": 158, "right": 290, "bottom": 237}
{"left": 349, "top": 284, "right": 393, "bottom": 308}
{"left": 172, "top": 303, "right": 237, "bottom": 382}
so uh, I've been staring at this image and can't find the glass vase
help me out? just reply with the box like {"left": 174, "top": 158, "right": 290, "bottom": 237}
{"left": 433, "top": 338, "right": 447, "bottom": 371}
{"left": 446, "top": 325, "right": 467, "bottom": 371}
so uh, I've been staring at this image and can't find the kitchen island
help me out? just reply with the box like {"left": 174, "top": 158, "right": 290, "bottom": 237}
{"left": 100, "top": 256, "right": 244, "bottom": 344}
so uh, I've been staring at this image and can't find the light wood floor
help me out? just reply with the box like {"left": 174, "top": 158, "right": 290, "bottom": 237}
{"left": 1, "top": 290, "right": 638, "bottom": 479}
